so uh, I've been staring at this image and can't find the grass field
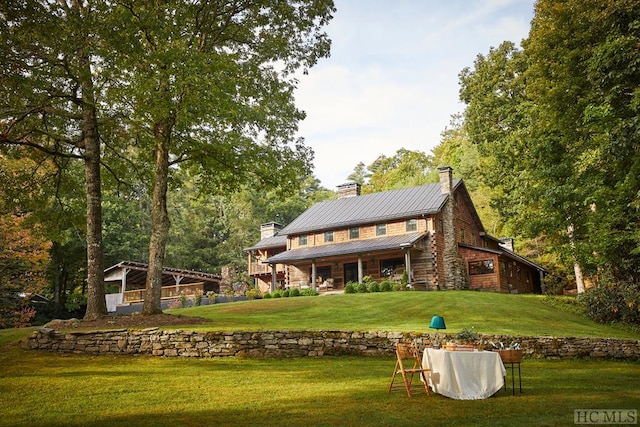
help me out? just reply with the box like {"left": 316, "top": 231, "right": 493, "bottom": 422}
{"left": 168, "top": 291, "right": 638, "bottom": 339}
{"left": 1, "top": 292, "right": 638, "bottom": 426}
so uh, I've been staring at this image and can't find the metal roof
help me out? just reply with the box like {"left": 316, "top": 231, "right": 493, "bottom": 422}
{"left": 279, "top": 179, "right": 462, "bottom": 235}
{"left": 458, "top": 244, "right": 548, "bottom": 273}
{"left": 103, "top": 261, "right": 222, "bottom": 288}
{"left": 244, "top": 234, "right": 287, "bottom": 251}
{"left": 265, "top": 232, "right": 426, "bottom": 264}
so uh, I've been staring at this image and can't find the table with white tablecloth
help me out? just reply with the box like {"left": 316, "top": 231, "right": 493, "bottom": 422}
{"left": 422, "top": 348, "right": 506, "bottom": 400}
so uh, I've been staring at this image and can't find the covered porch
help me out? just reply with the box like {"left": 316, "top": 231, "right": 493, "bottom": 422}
{"left": 264, "top": 233, "right": 430, "bottom": 292}
{"left": 104, "top": 261, "right": 222, "bottom": 312}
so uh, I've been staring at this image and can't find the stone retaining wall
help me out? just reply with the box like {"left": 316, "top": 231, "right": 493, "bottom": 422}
{"left": 22, "top": 328, "right": 639, "bottom": 360}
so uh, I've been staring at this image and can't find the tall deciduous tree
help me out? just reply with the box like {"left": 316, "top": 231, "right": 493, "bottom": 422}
{"left": 459, "top": 0, "right": 640, "bottom": 289}
{"left": 103, "top": 1, "right": 334, "bottom": 314}
{"left": 0, "top": 1, "right": 110, "bottom": 319}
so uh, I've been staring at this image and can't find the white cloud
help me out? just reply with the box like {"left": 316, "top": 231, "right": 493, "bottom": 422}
{"left": 295, "top": 0, "right": 535, "bottom": 190}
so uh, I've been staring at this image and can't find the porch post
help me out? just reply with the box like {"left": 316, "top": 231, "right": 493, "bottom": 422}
{"left": 175, "top": 275, "right": 183, "bottom": 294}
{"left": 404, "top": 249, "right": 412, "bottom": 282}
{"left": 271, "top": 264, "right": 276, "bottom": 292}
{"left": 357, "top": 256, "right": 363, "bottom": 284}
{"left": 311, "top": 260, "right": 317, "bottom": 291}
{"left": 121, "top": 268, "right": 130, "bottom": 294}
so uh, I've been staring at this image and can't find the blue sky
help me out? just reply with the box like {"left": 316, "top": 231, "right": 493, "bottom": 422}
{"left": 295, "top": 0, "right": 535, "bottom": 189}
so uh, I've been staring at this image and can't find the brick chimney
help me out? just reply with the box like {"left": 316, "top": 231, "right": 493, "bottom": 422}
{"left": 437, "top": 166, "right": 469, "bottom": 290}
{"left": 260, "top": 222, "right": 282, "bottom": 240}
{"left": 336, "top": 182, "right": 361, "bottom": 199}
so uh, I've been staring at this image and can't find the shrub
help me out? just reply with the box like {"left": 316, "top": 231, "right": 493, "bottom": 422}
{"left": 289, "top": 287, "right": 301, "bottom": 297}
{"left": 344, "top": 283, "right": 357, "bottom": 294}
{"left": 64, "top": 292, "right": 87, "bottom": 312}
{"left": 263, "top": 292, "right": 272, "bottom": 299}
{"left": 272, "top": 290, "right": 282, "bottom": 298}
{"left": 245, "top": 288, "right": 261, "bottom": 300}
{"left": 300, "top": 288, "right": 318, "bottom": 297}
{"left": 356, "top": 282, "right": 368, "bottom": 293}
{"left": 282, "top": 289, "right": 290, "bottom": 297}
{"left": 393, "top": 283, "right": 405, "bottom": 291}
{"left": 195, "top": 294, "right": 203, "bottom": 306}
{"left": 206, "top": 291, "right": 216, "bottom": 302}
{"left": 368, "top": 282, "right": 380, "bottom": 293}
{"left": 401, "top": 270, "right": 409, "bottom": 287}
{"left": 579, "top": 280, "right": 640, "bottom": 326}
{"left": 380, "top": 281, "right": 393, "bottom": 292}
{"left": 167, "top": 299, "right": 182, "bottom": 309}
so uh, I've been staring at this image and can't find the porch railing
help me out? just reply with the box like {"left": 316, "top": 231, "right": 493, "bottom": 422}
{"left": 122, "top": 282, "right": 205, "bottom": 303}
{"left": 249, "top": 262, "right": 285, "bottom": 276}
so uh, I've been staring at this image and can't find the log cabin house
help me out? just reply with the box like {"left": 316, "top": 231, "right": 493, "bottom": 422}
{"left": 245, "top": 167, "right": 546, "bottom": 294}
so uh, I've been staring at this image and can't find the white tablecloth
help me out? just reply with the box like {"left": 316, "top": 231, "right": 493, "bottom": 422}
{"left": 422, "top": 348, "right": 506, "bottom": 400}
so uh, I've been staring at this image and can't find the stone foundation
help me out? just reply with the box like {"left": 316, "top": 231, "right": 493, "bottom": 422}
{"left": 22, "top": 329, "right": 639, "bottom": 360}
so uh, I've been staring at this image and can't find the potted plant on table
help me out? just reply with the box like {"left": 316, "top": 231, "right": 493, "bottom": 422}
{"left": 452, "top": 327, "right": 479, "bottom": 351}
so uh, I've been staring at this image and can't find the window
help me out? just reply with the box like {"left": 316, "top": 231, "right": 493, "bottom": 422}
{"left": 376, "top": 223, "right": 387, "bottom": 236}
{"left": 349, "top": 227, "right": 359, "bottom": 239}
{"left": 380, "top": 258, "right": 405, "bottom": 277}
{"left": 298, "top": 234, "right": 308, "bottom": 246}
{"left": 468, "top": 259, "right": 494, "bottom": 275}
{"left": 324, "top": 231, "right": 334, "bottom": 243}
{"left": 460, "top": 229, "right": 465, "bottom": 243}
{"left": 406, "top": 219, "right": 417, "bottom": 232}
{"left": 437, "top": 219, "right": 443, "bottom": 232}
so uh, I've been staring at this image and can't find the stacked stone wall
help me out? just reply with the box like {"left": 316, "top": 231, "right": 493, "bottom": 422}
{"left": 22, "top": 329, "right": 639, "bottom": 360}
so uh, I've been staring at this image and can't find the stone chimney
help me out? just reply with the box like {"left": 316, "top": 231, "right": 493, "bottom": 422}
{"left": 438, "top": 166, "right": 453, "bottom": 195}
{"left": 260, "top": 222, "right": 282, "bottom": 240}
{"left": 336, "top": 182, "right": 361, "bottom": 199}
{"left": 437, "top": 166, "right": 469, "bottom": 290}
{"left": 499, "top": 237, "right": 514, "bottom": 252}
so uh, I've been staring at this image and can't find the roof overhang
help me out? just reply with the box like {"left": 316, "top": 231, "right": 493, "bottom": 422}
{"left": 458, "top": 243, "right": 548, "bottom": 273}
{"left": 265, "top": 232, "right": 427, "bottom": 264}
{"left": 104, "top": 261, "right": 222, "bottom": 288}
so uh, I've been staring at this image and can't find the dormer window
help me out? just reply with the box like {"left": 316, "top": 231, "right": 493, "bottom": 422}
{"left": 376, "top": 223, "right": 387, "bottom": 236}
{"left": 299, "top": 234, "right": 308, "bottom": 246}
{"left": 349, "top": 227, "right": 359, "bottom": 239}
{"left": 324, "top": 231, "right": 334, "bottom": 243}
{"left": 406, "top": 219, "right": 417, "bottom": 232}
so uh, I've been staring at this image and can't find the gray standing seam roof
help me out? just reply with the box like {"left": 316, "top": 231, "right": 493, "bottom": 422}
{"left": 279, "top": 179, "right": 461, "bottom": 235}
{"left": 244, "top": 234, "right": 287, "bottom": 251}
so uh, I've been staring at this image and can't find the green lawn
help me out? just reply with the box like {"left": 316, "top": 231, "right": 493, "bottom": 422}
{"left": 168, "top": 292, "right": 638, "bottom": 340}
{"left": 1, "top": 292, "right": 638, "bottom": 426}
{"left": 0, "top": 343, "right": 638, "bottom": 427}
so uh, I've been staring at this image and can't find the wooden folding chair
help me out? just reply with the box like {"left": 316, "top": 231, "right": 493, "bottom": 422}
{"left": 388, "top": 342, "right": 431, "bottom": 397}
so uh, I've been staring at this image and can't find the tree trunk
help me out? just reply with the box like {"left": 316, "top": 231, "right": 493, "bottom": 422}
{"left": 142, "top": 118, "right": 173, "bottom": 315}
{"left": 567, "top": 224, "right": 586, "bottom": 294}
{"left": 82, "top": 87, "right": 107, "bottom": 320}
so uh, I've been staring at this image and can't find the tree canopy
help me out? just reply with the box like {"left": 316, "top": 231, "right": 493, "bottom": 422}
{"left": 459, "top": 0, "right": 640, "bottom": 292}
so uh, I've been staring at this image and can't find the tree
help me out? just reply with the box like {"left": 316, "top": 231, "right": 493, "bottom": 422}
{"left": 459, "top": 0, "right": 640, "bottom": 292}
{"left": 1, "top": 0, "right": 111, "bottom": 319}
{"left": 0, "top": 213, "right": 51, "bottom": 328}
{"left": 523, "top": 0, "right": 640, "bottom": 284}
{"left": 102, "top": 1, "right": 335, "bottom": 314}
{"left": 350, "top": 148, "right": 435, "bottom": 194}
{"left": 432, "top": 116, "right": 504, "bottom": 237}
